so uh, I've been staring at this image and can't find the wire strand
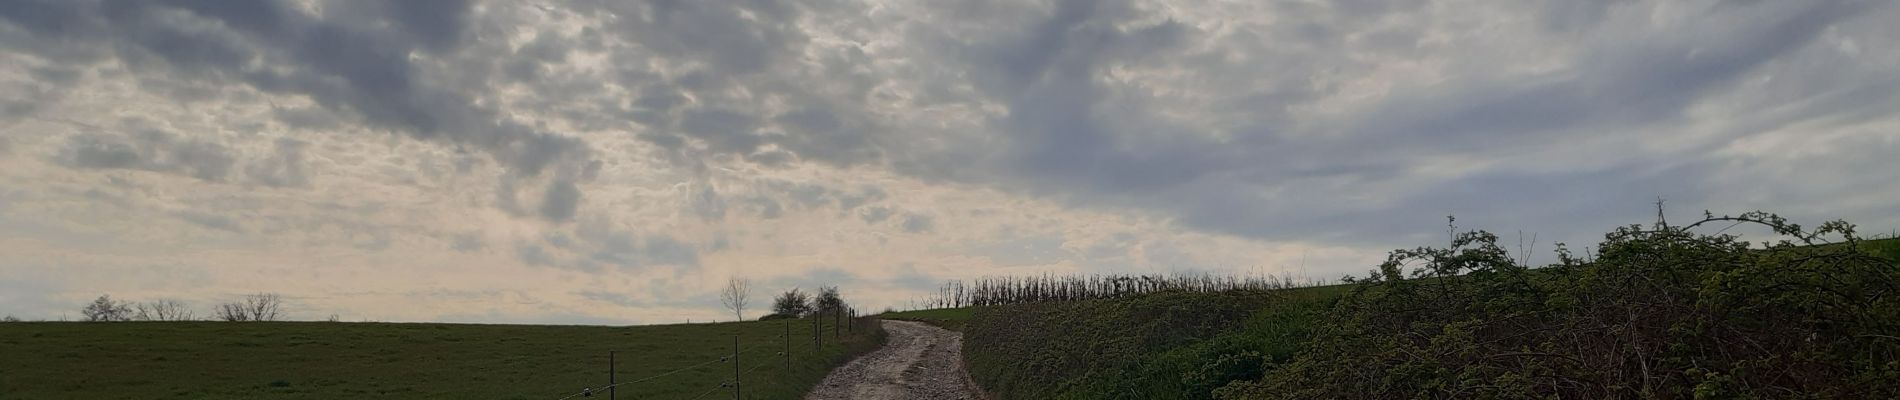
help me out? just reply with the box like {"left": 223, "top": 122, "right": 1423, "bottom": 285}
{"left": 552, "top": 356, "right": 725, "bottom": 400}
{"left": 685, "top": 381, "right": 729, "bottom": 400}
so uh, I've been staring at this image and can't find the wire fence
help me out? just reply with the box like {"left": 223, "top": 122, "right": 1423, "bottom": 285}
{"left": 547, "top": 310, "right": 875, "bottom": 400}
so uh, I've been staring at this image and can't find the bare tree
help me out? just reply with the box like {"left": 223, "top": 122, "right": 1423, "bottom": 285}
{"left": 719, "top": 278, "right": 752, "bottom": 321}
{"left": 215, "top": 302, "right": 250, "bottom": 322}
{"left": 2, "top": 315, "right": 19, "bottom": 322}
{"left": 81, "top": 294, "right": 132, "bottom": 322}
{"left": 216, "top": 293, "right": 284, "bottom": 322}
{"left": 134, "top": 300, "right": 196, "bottom": 321}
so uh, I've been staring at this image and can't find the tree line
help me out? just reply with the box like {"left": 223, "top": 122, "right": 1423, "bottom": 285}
{"left": 715, "top": 277, "right": 861, "bottom": 322}
{"left": 46, "top": 293, "right": 289, "bottom": 322}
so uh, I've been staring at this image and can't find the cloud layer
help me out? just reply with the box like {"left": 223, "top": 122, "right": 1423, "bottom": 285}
{"left": 2, "top": 0, "right": 1896, "bottom": 323}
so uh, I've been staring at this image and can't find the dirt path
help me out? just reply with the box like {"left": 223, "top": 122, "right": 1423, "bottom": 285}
{"left": 805, "top": 320, "right": 977, "bottom": 400}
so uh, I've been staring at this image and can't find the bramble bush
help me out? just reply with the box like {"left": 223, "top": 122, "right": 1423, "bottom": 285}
{"left": 1219, "top": 211, "right": 1900, "bottom": 399}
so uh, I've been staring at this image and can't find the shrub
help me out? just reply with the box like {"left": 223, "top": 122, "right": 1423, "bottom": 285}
{"left": 81, "top": 294, "right": 132, "bottom": 322}
{"left": 772, "top": 287, "right": 812, "bottom": 317}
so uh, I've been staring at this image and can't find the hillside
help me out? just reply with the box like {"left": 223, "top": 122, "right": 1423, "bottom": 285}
{"left": 0, "top": 316, "right": 881, "bottom": 399}
{"left": 918, "top": 222, "right": 1900, "bottom": 399}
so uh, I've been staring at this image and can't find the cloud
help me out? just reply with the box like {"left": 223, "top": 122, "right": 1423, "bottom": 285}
{"left": 243, "top": 138, "right": 310, "bottom": 188}
{"left": 3, "top": 0, "right": 1897, "bottom": 323}
{"left": 538, "top": 180, "right": 581, "bottom": 222}
{"left": 176, "top": 210, "right": 244, "bottom": 233}
{"left": 748, "top": 196, "right": 783, "bottom": 219}
{"left": 901, "top": 214, "right": 935, "bottom": 234}
{"left": 766, "top": 267, "right": 862, "bottom": 292}
{"left": 512, "top": 221, "right": 705, "bottom": 273}
{"left": 642, "top": 235, "right": 700, "bottom": 268}
{"left": 450, "top": 233, "right": 485, "bottom": 253}
{"left": 57, "top": 130, "right": 236, "bottom": 182}
{"left": 860, "top": 206, "right": 894, "bottom": 224}
{"left": 689, "top": 186, "right": 726, "bottom": 222}
{"left": 5, "top": 0, "right": 594, "bottom": 214}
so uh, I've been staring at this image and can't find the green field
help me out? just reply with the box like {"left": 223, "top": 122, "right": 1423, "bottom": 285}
{"left": 0, "top": 316, "right": 882, "bottom": 399}
{"left": 877, "top": 307, "right": 979, "bottom": 331}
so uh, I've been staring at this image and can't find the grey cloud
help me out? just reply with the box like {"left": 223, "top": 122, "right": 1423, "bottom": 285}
{"left": 643, "top": 235, "right": 700, "bottom": 268}
{"left": 679, "top": 108, "right": 762, "bottom": 154}
{"left": 272, "top": 106, "right": 341, "bottom": 131}
{"left": 1346, "top": 1, "right": 1867, "bottom": 154}
{"left": 518, "top": 221, "right": 705, "bottom": 272}
{"left": 576, "top": 291, "right": 649, "bottom": 308}
{"left": 836, "top": 186, "right": 886, "bottom": 211}
{"left": 450, "top": 233, "right": 485, "bottom": 253}
{"left": 689, "top": 186, "right": 726, "bottom": 222}
{"left": 767, "top": 267, "right": 861, "bottom": 292}
{"left": 57, "top": 130, "right": 235, "bottom": 182}
{"left": 901, "top": 214, "right": 934, "bottom": 234}
{"left": 4, "top": 0, "right": 1896, "bottom": 289}
{"left": 3, "top": 0, "right": 595, "bottom": 214}
{"left": 61, "top": 133, "right": 142, "bottom": 170}
{"left": 244, "top": 138, "right": 310, "bottom": 188}
{"left": 857, "top": 0, "right": 1896, "bottom": 252}
{"left": 745, "top": 149, "right": 796, "bottom": 168}
{"left": 378, "top": 0, "right": 473, "bottom": 53}
{"left": 559, "top": 0, "right": 889, "bottom": 168}
{"left": 539, "top": 180, "right": 581, "bottom": 221}
{"left": 1084, "top": 233, "right": 1139, "bottom": 261}
{"left": 974, "top": 234, "right": 1071, "bottom": 267}
{"left": 747, "top": 196, "right": 783, "bottom": 219}
{"left": 176, "top": 210, "right": 244, "bottom": 233}
{"left": 889, "top": 264, "right": 942, "bottom": 292}
{"left": 860, "top": 206, "right": 893, "bottom": 224}
{"left": 515, "top": 242, "right": 556, "bottom": 268}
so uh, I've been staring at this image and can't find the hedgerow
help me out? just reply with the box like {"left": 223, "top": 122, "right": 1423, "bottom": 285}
{"left": 1220, "top": 211, "right": 1900, "bottom": 399}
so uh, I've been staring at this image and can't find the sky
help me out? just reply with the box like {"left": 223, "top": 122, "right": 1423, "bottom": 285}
{"left": 1, "top": 0, "right": 1896, "bottom": 324}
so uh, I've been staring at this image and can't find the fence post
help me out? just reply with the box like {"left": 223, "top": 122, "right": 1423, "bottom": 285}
{"left": 609, "top": 350, "right": 616, "bottom": 400}
{"left": 784, "top": 320, "right": 792, "bottom": 371}
{"left": 813, "top": 312, "right": 821, "bottom": 350}
{"left": 732, "top": 335, "right": 741, "bottom": 400}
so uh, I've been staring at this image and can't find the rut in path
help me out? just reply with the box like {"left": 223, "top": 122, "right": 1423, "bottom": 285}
{"left": 805, "top": 320, "right": 977, "bottom": 400}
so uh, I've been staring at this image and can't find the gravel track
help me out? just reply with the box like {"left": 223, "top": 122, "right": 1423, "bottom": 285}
{"left": 805, "top": 320, "right": 976, "bottom": 400}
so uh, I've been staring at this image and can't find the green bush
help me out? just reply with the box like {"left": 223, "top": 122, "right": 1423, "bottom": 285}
{"left": 1221, "top": 212, "right": 1900, "bottom": 399}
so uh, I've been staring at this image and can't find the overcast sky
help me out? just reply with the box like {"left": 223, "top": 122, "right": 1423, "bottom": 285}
{"left": 2, "top": 0, "right": 1895, "bottom": 324}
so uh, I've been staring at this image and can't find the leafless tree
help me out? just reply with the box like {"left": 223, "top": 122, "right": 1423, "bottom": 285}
{"left": 134, "top": 299, "right": 196, "bottom": 321}
{"left": 81, "top": 294, "right": 132, "bottom": 322}
{"left": 215, "top": 302, "right": 250, "bottom": 321}
{"left": 2, "top": 315, "right": 19, "bottom": 322}
{"left": 216, "top": 293, "right": 284, "bottom": 322}
{"left": 719, "top": 278, "right": 752, "bottom": 321}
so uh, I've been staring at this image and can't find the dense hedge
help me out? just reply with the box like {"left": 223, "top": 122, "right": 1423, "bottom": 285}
{"left": 959, "top": 212, "right": 1900, "bottom": 399}
{"left": 962, "top": 288, "right": 1342, "bottom": 399}
{"left": 1222, "top": 213, "right": 1900, "bottom": 399}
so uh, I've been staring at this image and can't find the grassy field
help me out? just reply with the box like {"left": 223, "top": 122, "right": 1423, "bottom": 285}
{"left": 877, "top": 307, "right": 979, "bottom": 331}
{"left": 0, "top": 316, "right": 882, "bottom": 399}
